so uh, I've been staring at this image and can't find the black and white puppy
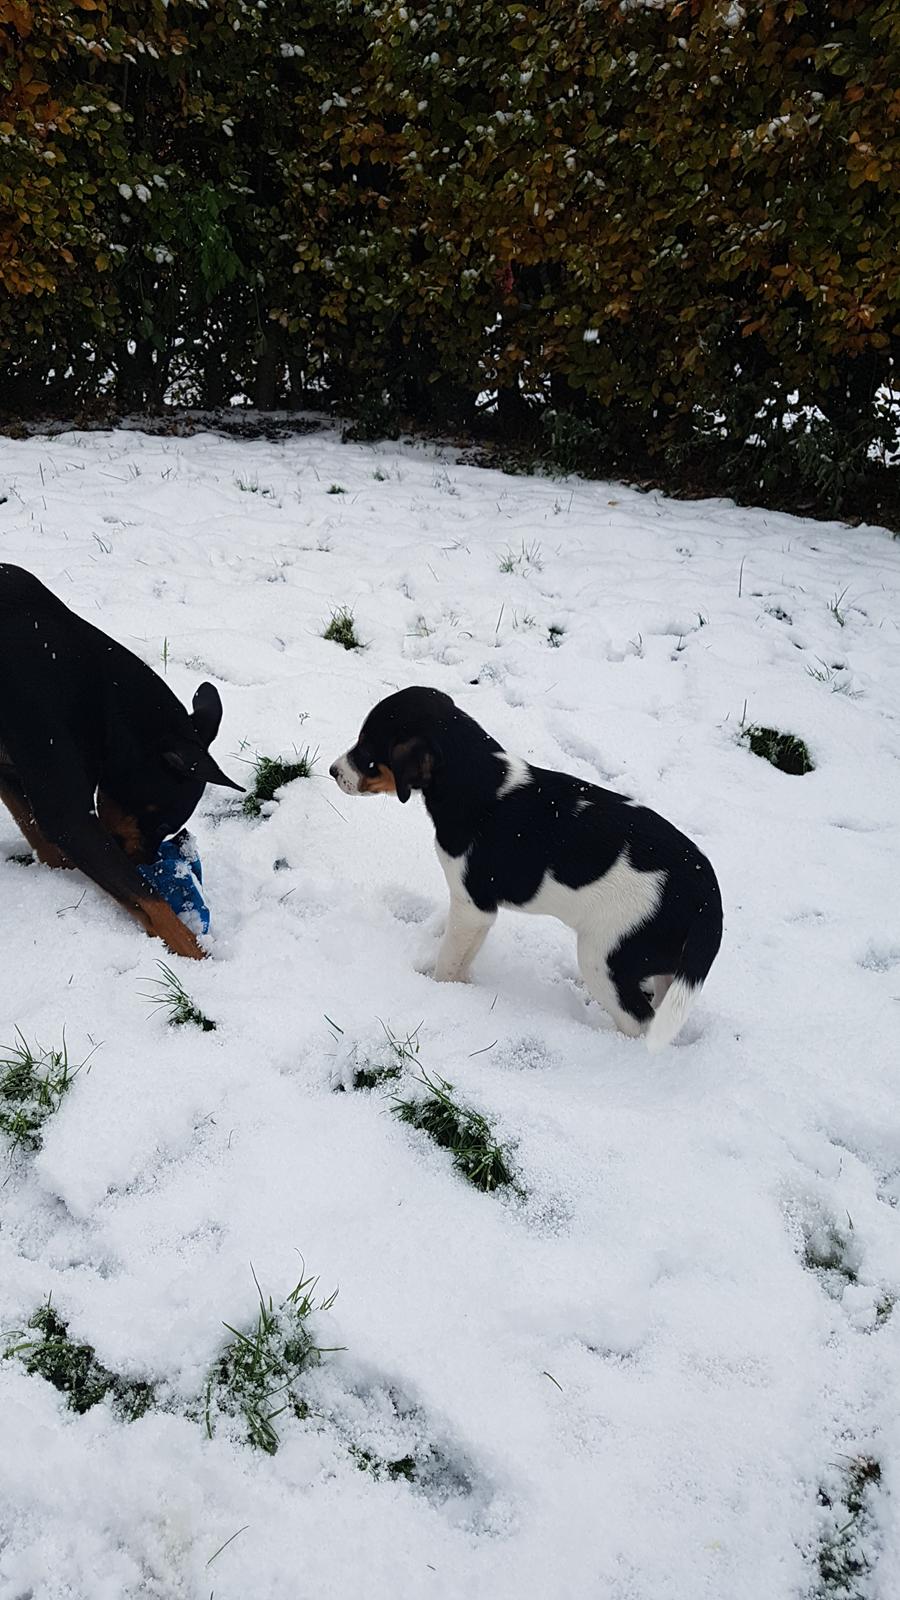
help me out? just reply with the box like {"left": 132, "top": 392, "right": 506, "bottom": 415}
{"left": 330, "top": 687, "right": 723, "bottom": 1050}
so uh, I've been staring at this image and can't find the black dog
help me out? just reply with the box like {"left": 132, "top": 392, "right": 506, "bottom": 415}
{"left": 331, "top": 687, "right": 723, "bottom": 1049}
{"left": 0, "top": 564, "right": 241, "bottom": 959}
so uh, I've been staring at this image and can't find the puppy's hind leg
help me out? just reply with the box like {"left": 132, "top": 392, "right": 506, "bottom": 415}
{"left": 577, "top": 933, "right": 649, "bottom": 1039}
{"left": 432, "top": 899, "right": 496, "bottom": 983}
{"left": 639, "top": 973, "right": 673, "bottom": 1009}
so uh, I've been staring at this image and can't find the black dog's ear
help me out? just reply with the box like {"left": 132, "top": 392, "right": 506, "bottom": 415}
{"left": 163, "top": 743, "right": 244, "bottom": 791}
{"left": 198, "top": 751, "right": 244, "bottom": 791}
{"left": 190, "top": 682, "right": 224, "bottom": 747}
{"left": 390, "top": 737, "right": 433, "bottom": 804}
{"left": 162, "top": 744, "right": 195, "bottom": 780}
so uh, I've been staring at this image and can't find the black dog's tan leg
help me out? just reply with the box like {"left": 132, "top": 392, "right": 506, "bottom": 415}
{"left": 2, "top": 744, "right": 206, "bottom": 960}
{"left": 130, "top": 895, "right": 206, "bottom": 960}
{"left": 32, "top": 801, "right": 206, "bottom": 960}
{"left": 0, "top": 772, "right": 71, "bottom": 868}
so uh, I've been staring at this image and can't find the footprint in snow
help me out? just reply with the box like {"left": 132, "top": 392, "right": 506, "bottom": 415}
{"left": 789, "top": 1197, "right": 895, "bottom": 1330}
{"left": 382, "top": 886, "right": 436, "bottom": 925}
{"left": 503, "top": 682, "right": 528, "bottom": 708}
{"left": 302, "top": 1366, "right": 485, "bottom": 1510}
{"left": 857, "top": 944, "right": 900, "bottom": 974}
{"left": 493, "top": 1034, "right": 559, "bottom": 1072}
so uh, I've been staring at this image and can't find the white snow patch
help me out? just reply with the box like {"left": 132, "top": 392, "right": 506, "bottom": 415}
{"left": 0, "top": 425, "right": 898, "bottom": 1597}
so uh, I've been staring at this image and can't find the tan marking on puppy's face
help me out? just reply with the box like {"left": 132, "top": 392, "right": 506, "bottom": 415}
{"left": 358, "top": 765, "right": 397, "bottom": 794}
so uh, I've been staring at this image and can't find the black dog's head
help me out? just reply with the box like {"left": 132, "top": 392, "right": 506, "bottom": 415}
{"left": 330, "top": 686, "right": 457, "bottom": 803}
{"left": 99, "top": 682, "right": 242, "bottom": 860}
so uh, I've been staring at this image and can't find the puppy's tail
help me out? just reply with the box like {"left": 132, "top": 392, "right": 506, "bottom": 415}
{"left": 646, "top": 886, "right": 723, "bottom": 1053}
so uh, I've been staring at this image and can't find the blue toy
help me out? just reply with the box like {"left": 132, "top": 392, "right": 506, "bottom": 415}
{"left": 138, "top": 830, "right": 210, "bottom": 935}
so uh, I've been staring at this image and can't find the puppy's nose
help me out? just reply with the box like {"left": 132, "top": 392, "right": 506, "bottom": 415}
{"left": 329, "top": 761, "right": 340, "bottom": 780}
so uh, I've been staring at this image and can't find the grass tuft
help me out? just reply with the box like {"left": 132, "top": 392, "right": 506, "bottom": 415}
{"left": 874, "top": 1293, "right": 895, "bottom": 1327}
{"left": 740, "top": 722, "right": 814, "bottom": 776}
{"left": 326, "top": 483, "right": 346, "bottom": 494}
{"left": 147, "top": 962, "right": 216, "bottom": 1031}
{"left": 323, "top": 606, "right": 363, "bottom": 650}
{"left": 499, "top": 539, "right": 543, "bottom": 575}
{"left": 206, "top": 1267, "right": 338, "bottom": 1454}
{"left": 242, "top": 749, "right": 316, "bottom": 818}
{"left": 547, "top": 623, "right": 566, "bottom": 648}
{"left": 334, "top": 1023, "right": 519, "bottom": 1196}
{"left": 4, "top": 1301, "right": 154, "bottom": 1420}
{"left": 327, "top": 1018, "right": 421, "bottom": 1091}
{"left": 815, "top": 1454, "right": 882, "bottom": 1598}
{"left": 806, "top": 660, "right": 861, "bottom": 698}
{"left": 235, "top": 475, "right": 274, "bottom": 496}
{"left": 357, "top": 1023, "right": 420, "bottom": 1091}
{"left": 0, "top": 1031, "right": 83, "bottom": 1151}
{"left": 393, "top": 1069, "right": 515, "bottom": 1193}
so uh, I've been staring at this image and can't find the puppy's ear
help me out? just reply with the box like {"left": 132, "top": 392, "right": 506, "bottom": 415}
{"left": 390, "top": 737, "right": 432, "bottom": 804}
{"left": 190, "top": 683, "right": 224, "bottom": 748}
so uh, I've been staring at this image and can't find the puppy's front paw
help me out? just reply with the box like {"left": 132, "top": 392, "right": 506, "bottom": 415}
{"left": 432, "top": 962, "right": 471, "bottom": 985}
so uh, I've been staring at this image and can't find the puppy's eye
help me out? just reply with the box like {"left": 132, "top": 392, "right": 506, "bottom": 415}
{"left": 367, "top": 760, "right": 379, "bottom": 775}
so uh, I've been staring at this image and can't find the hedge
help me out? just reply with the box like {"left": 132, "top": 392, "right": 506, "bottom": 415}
{"left": 2, "top": 0, "right": 899, "bottom": 523}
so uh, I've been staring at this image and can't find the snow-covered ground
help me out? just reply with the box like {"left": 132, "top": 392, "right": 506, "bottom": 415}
{"left": 0, "top": 426, "right": 898, "bottom": 1599}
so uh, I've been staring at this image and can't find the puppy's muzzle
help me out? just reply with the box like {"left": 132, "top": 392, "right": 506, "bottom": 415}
{"left": 329, "top": 754, "right": 362, "bottom": 795}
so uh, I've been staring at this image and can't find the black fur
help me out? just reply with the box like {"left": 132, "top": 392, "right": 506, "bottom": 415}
{"left": 0, "top": 564, "right": 241, "bottom": 950}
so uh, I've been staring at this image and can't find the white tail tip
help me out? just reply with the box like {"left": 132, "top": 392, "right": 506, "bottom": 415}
{"left": 646, "top": 977, "right": 699, "bottom": 1053}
